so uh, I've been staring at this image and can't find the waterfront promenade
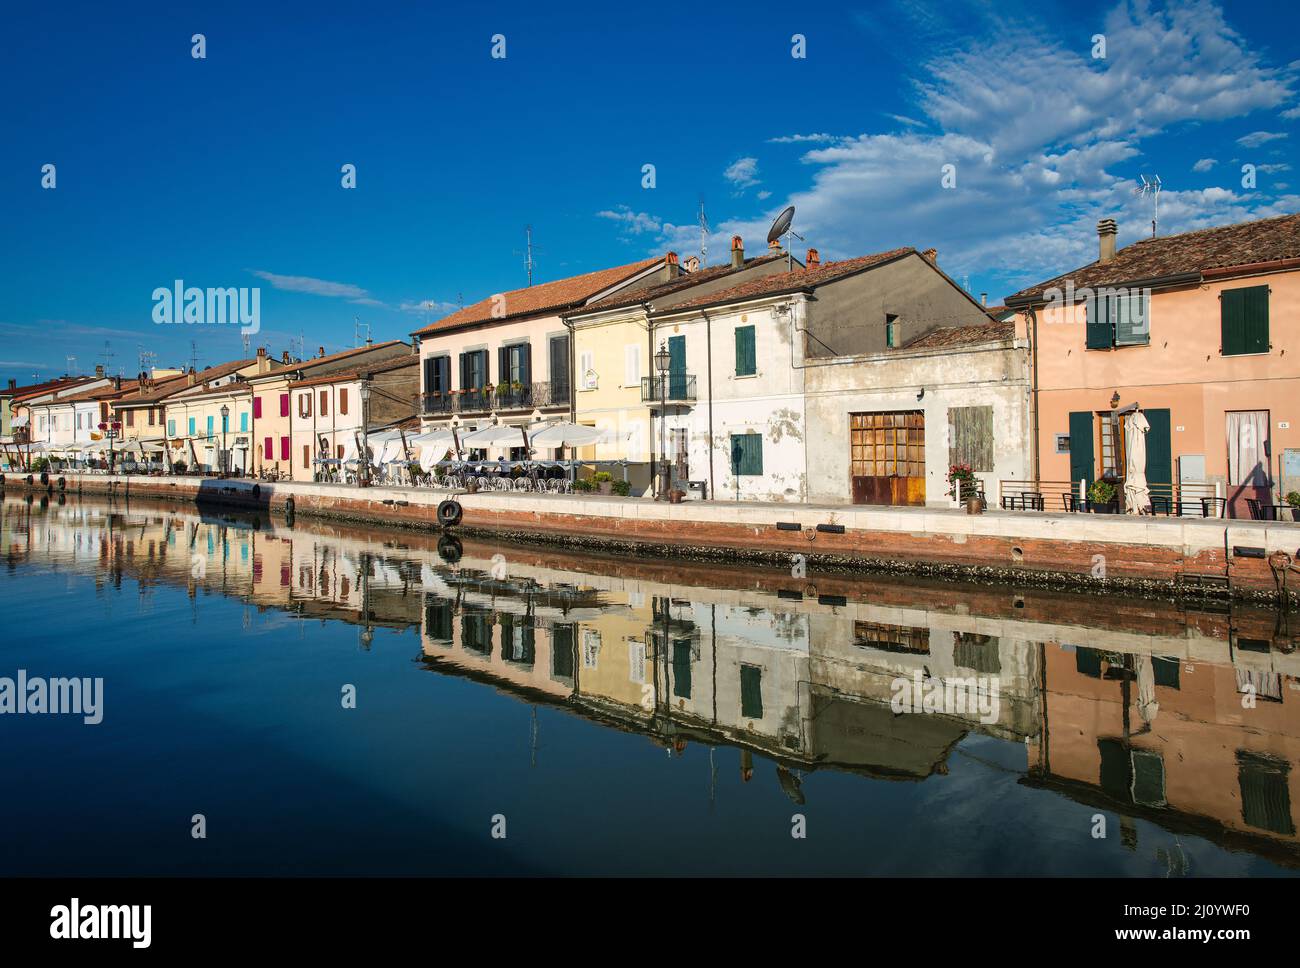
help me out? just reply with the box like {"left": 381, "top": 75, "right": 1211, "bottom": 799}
{"left": 8, "top": 471, "right": 1298, "bottom": 599}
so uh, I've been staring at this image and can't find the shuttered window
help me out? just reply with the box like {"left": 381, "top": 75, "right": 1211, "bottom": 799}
{"left": 730, "top": 433, "right": 763, "bottom": 476}
{"left": 672, "top": 640, "right": 692, "bottom": 699}
{"left": 339, "top": 388, "right": 348, "bottom": 415}
{"left": 740, "top": 664, "right": 763, "bottom": 719}
{"left": 280, "top": 436, "right": 289, "bottom": 460}
{"left": 734, "top": 325, "right": 756, "bottom": 376}
{"left": 948, "top": 405, "right": 993, "bottom": 472}
{"left": 1237, "top": 751, "right": 1294, "bottom": 835}
{"left": 1085, "top": 294, "right": 1112, "bottom": 349}
{"left": 1086, "top": 291, "right": 1150, "bottom": 348}
{"left": 253, "top": 397, "right": 262, "bottom": 419}
{"left": 624, "top": 345, "right": 640, "bottom": 386}
{"left": 1221, "top": 285, "right": 1269, "bottom": 356}
{"left": 279, "top": 393, "right": 289, "bottom": 417}
{"left": 167, "top": 419, "right": 175, "bottom": 436}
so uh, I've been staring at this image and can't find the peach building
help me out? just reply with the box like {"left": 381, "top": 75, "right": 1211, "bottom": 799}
{"left": 1006, "top": 213, "right": 1300, "bottom": 517}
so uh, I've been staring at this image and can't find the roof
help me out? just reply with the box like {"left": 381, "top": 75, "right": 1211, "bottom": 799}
{"left": 248, "top": 341, "right": 407, "bottom": 381}
{"left": 114, "top": 357, "right": 264, "bottom": 406}
{"left": 52, "top": 378, "right": 140, "bottom": 404}
{"left": 411, "top": 258, "right": 661, "bottom": 336}
{"left": 8, "top": 377, "right": 98, "bottom": 404}
{"left": 1005, "top": 212, "right": 1300, "bottom": 305}
{"left": 286, "top": 354, "right": 419, "bottom": 390}
{"left": 904, "top": 321, "right": 1015, "bottom": 349}
{"left": 654, "top": 248, "right": 916, "bottom": 314}
{"left": 567, "top": 255, "right": 788, "bottom": 318}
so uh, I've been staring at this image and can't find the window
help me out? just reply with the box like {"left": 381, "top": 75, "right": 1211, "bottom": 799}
{"left": 253, "top": 397, "right": 262, "bottom": 419}
{"left": 188, "top": 416, "right": 196, "bottom": 436}
{"left": 1221, "top": 284, "right": 1269, "bottom": 356}
{"left": 167, "top": 419, "right": 175, "bottom": 436}
{"left": 948, "top": 405, "right": 994, "bottom": 472}
{"left": 126, "top": 410, "right": 135, "bottom": 427}
{"left": 207, "top": 415, "right": 214, "bottom": 437}
{"left": 1055, "top": 433, "right": 1070, "bottom": 454}
{"left": 672, "top": 640, "right": 692, "bottom": 699}
{"left": 279, "top": 436, "right": 289, "bottom": 461}
{"left": 734, "top": 325, "right": 756, "bottom": 376}
{"left": 885, "top": 313, "right": 899, "bottom": 348}
{"left": 239, "top": 411, "right": 248, "bottom": 432}
{"left": 579, "top": 350, "right": 595, "bottom": 389}
{"left": 302, "top": 445, "right": 310, "bottom": 469}
{"left": 264, "top": 437, "right": 273, "bottom": 459}
{"left": 1237, "top": 751, "right": 1294, "bottom": 835}
{"left": 319, "top": 390, "right": 328, "bottom": 416}
{"left": 459, "top": 349, "right": 489, "bottom": 390}
{"left": 279, "top": 393, "right": 289, "bottom": 417}
{"left": 423, "top": 356, "right": 451, "bottom": 394}
{"left": 740, "top": 664, "right": 763, "bottom": 719}
{"left": 624, "top": 344, "right": 641, "bottom": 386}
{"left": 498, "top": 342, "right": 532, "bottom": 386}
{"left": 339, "top": 388, "right": 348, "bottom": 415}
{"left": 147, "top": 409, "right": 155, "bottom": 426}
{"left": 730, "top": 433, "right": 763, "bottom": 476}
{"left": 299, "top": 393, "right": 311, "bottom": 418}
{"left": 1086, "top": 290, "right": 1150, "bottom": 349}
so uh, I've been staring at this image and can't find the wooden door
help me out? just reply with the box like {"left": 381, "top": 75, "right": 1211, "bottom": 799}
{"left": 850, "top": 411, "right": 925, "bottom": 506}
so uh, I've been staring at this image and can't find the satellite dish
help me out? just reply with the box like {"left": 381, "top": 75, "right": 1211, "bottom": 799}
{"left": 767, "top": 206, "right": 795, "bottom": 244}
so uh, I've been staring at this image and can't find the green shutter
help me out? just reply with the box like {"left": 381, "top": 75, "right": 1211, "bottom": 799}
{"left": 740, "top": 665, "right": 763, "bottom": 719}
{"left": 1144, "top": 408, "right": 1172, "bottom": 488}
{"left": 1222, "top": 285, "right": 1269, "bottom": 356}
{"left": 731, "top": 433, "right": 763, "bottom": 476}
{"left": 1068, "top": 411, "right": 1094, "bottom": 486}
{"left": 672, "top": 640, "right": 692, "bottom": 699}
{"left": 1114, "top": 292, "right": 1150, "bottom": 346}
{"left": 734, "top": 325, "right": 756, "bottom": 376}
{"left": 1085, "top": 295, "right": 1113, "bottom": 349}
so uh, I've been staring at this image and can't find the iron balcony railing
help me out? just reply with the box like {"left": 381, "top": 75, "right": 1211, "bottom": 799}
{"left": 422, "top": 380, "right": 572, "bottom": 415}
{"left": 641, "top": 374, "right": 697, "bottom": 403}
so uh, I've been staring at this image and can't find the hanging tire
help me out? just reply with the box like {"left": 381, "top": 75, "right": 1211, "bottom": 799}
{"left": 436, "top": 499, "right": 463, "bottom": 528}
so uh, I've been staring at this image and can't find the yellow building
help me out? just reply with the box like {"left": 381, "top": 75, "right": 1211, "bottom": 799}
{"left": 165, "top": 380, "right": 255, "bottom": 474}
{"left": 567, "top": 239, "right": 791, "bottom": 494}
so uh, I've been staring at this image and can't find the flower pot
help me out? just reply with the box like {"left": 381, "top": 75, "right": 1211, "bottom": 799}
{"left": 598, "top": 482, "right": 612, "bottom": 495}
{"left": 965, "top": 495, "right": 983, "bottom": 515}
{"left": 668, "top": 489, "right": 685, "bottom": 504}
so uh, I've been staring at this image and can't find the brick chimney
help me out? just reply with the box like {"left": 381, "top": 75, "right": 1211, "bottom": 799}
{"left": 256, "top": 345, "right": 270, "bottom": 374}
{"left": 662, "top": 251, "right": 681, "bottom": 281}
{"left": 113, "top": 376, "right": 121, "bottom": 390}
{"left": 731, "top": 235, "right": 745, "bottom": 269}
{"left": 7, "top": 378, "right": 16, "bottom": 391}
{"left": 187, "top": 366, "right": 197, "bottom": 386}
{"left": 921, "top": 248, "right": 938, "bottom": 264}
{"left": 95, "top": 364, "right": 105, "bottom": 379}
{"left": 1097, "top": 218, "right": 1118, "bottom": 263}
{"left": 318, "top": 346, "right": 325, "bottom": 358}
{"left": 281, "top": 350, "right": 291, "bottom": 364}
{"left": 769, "top": 239, "right": 782, "bottom": 252}
{"left": 806, "top": 248, "right": 820, "bottom": 270}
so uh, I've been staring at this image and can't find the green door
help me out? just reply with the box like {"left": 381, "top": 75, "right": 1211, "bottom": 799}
{"left": 1068, "top": 411, "right": 1094, "bottom": 486}
{"left": 668, "top": 335, "right": 686, "bottom": 399}
{"left": 1144, "top": 408, "right": 1172, "bottom": 490}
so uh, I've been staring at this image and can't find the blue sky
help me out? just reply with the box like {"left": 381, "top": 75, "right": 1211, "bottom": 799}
{"left": 3, "top": 0, "right": 1298, "bottom": 383}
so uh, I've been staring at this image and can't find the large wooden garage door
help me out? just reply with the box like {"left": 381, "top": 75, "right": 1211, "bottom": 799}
{"left": 851, "top": 411, "right": 925, "bottom": 506}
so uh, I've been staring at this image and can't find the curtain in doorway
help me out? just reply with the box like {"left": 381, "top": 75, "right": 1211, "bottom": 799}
{"left": 1226, "top": 411, "right": 1270, "bottom": 486}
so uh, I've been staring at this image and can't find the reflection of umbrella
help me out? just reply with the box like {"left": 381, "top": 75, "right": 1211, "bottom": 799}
{"left": 1124, "top": 410, "right": 1151, "bottom": 514}
{"left": 1136, "top": 654, "right": 1159, "bottom": 724}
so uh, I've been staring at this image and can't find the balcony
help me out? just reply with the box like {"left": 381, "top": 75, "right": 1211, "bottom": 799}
{"left": 641, "top": 375, "right": 697, "bottom": 403}
{"left": 421, "top": 381, "right": 572, "bottom": 416}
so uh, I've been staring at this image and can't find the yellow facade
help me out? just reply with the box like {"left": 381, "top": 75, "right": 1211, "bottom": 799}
{"left": 571, "top": 307, "right": 653, "bottom": 491}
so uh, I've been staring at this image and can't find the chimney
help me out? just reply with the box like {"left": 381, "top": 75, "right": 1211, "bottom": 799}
{"left": 1097, "top": 218, "right": 1118, "bottom": 263}
{"left": 113, "top": 376, "right": 122, "bottom": 390}
{"left": 806, "top": 248, "right": 820, "bottom": 270}
{"left": 921, "top": 248, "right": 938, "bottom": 264}
{"left": 8, "top": 378, "right": 16, "bottom": 391}
{"left": 662, "top": 251, "right": 681, "bottom": 281}
{"left": 731, "top": 235, "right": 745, "bottom": 269}
{"left": 769, "top": 239, "right": 782, "bottom": 252}
{"left": 187, "top": 366, "right": 197, "bottom": 386}
{"left": 281, "top": 350, "right": 291, "bottom": 364}
{"left": 980, "top": 293, "right": 988, "bottom": 307}
{"left": 95, "top": 364, "right": 105, "bottom": 379}
{"left": 318, "top": 346, "right": 325, "bottom": 358}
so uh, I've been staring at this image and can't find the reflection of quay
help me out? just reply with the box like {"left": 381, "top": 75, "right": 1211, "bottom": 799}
{"left": 5, "top": 493, "right": 1299, "bottom": 866}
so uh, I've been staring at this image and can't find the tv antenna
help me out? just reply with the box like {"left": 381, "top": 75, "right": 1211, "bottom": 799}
{"left": 515, "top": 225, "right": 541, "bottom": 287}
{"left": 189, "top": 340, "right": 199, "bottom": 372}
{"left": 766, "top": 205, "right": 803, "bottom": 271}
{"left": 137, "top": 346, "right": 157, "bottom": 375}
{"left": 98, "top": 340, "right": 117, "bottom": 376}
{"left": 698, "top": 196, "right": 711, "bottom": 267}
{"left": 1133, "top": 174, "right": 1162, "bottom": 237}
{"left": 354, "top": 314, "right": 371, "bottom": 347}
{"left": 66, "top": 355, "right": 78, "bottom": 376}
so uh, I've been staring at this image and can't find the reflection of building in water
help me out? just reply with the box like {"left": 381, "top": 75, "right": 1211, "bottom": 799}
{"left": 1027, "top": 633, "right": 1300, "bottom": 864}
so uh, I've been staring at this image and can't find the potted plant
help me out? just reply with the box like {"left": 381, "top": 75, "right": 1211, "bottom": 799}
{"left": 669, "top": 488, "right": 686, "bottom": 504}
{"left": 593, "top": 471, "right": 614, "bottom": 495}
{"left": 611, "top": 479, "right": 632, "bottom": 497}
{"left": 1286, "top": 491, "right": 1300, "bottom": 522}
{"left": 573, "top": 478, "right": 594, "bottom": 493}
{"left": 1087, "top": 479, "right": 1118, "bottom": 513}
{"left": 947, "top": 463, "right": 982, "bottom": 511}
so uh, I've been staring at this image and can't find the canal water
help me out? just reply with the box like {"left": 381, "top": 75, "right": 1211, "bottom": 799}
{"left": 2, "top": 493, "right": 1297, "bottom": 876}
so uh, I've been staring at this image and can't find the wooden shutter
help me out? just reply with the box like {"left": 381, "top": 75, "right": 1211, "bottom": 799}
{"left": 339, "top": 388, "right": 348, "bottom": 415}
{"left": 730, "top": 433, "right": 763, "bottom": 476}
{"left": 1221, "top": 285, "right": 1269, "bottom": 355}
{"left": 1068, "top": 411, "right": 1094, "bottom": 486}
{"left": 1113, "top": 292, "right": 1150, "bottom": 346}
{"left": 1085, "top": 294, "right": 1113, "bottom": 349}
{"left": 498, "top": 346, "right": 508, "bottom": 385}
{"left": 735, "top": 325, "right": 756, "bottom": 376}
{"left": 1144, "top": 408, "right": 1172, "bottom": 487}
{"left": 740, "top": 665, "right": 763, "bottom": 719}
{"left": 947, "top": 405, "right": 993, "bottom": 472}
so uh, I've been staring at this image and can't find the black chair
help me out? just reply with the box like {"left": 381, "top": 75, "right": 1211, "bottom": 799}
{"left": 1062, "top": 493, "right": 1082, "bottom": 513}
{"left": 1200, "top": 496, "right": 1227, "bottom": 519}
{"left": 1245, "top": 498, "right": 1264, "bottom": 520}
{"left": 1149, "top": 495, "right": 1172, "bottom": 516}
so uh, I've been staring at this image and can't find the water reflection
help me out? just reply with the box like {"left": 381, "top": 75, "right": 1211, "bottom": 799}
{"left": 3, "top": 493, "right": 1298, "bottom": 874}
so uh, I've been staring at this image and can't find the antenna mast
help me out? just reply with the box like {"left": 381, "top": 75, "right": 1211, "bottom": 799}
{"left": 698, "top": 197, "right": 711, "bottom": 267}
{"left": 98, "top": 340, "right": 117, "bottom": 377}
{"left": 516, "top": 225, "right": 540, "bottom": 287}
{"left": 1134, "top": 174, "right": 1162, "bottom": 238}
{"left": 354, "top": 314, "right": 371, "bottom": 347}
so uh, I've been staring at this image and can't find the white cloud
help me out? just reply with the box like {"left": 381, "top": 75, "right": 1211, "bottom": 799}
{"left": 249, "top": 271, "right": 388, "bottom": 309}
{"left": 724, "top": 157, "right": 761, "bottom": 191}
{"left": 1256, "top": 162, "right": 1292, "bottom": 173}
{"left": 595, "top": 206, "right": 662, "bottom": 235}
{"left": 399, "top": 299, "right": 460, "bottom": 315}
{"left": 1193, "top": 158, "right": 1218, "bottom": 172}
{"left": 886, "top": 114, "right": 927, "bottom": 129}
{"left": 766, "top": 133, "right": 840, "bottom": 144}
{"left": 1237, "top": 130, "right": 1287, "bottom": 148}
{"left": 1282, "top": 105, "right": 1300, "bottom": 119}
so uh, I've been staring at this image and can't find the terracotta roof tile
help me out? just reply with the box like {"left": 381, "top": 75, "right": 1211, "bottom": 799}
{"left": 412, "top": 258, "right": 661, "bottom": 336}
{"left": 55, "top": 379, "right": 141, "bottom": 403}
{"left": 1006, "top": 212, "right": 1300, "bottom": 305}
{"left": 249, "top": 341, "right": 407, "bottom": 381}
{"left": 904, "top": 321, "right": 1015, "bottom": 349}
{"left": 115, "top": 358, "right": 264, "bottom": 405}
{"left": 655, "top": 248, "right": 916, "bottom": 314}
{"left": 569, "top": 255, "right": 787, "bottom": 317}
{"left": 288, "top": 355, "right": 418, "bottom": 390}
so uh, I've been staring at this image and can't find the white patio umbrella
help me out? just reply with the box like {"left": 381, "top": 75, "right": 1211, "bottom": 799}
{"left": 1123, "top": 409, "right": 1151, "bottom": 514}
{"left": 408, "top": 430, "right": 458, "bottom": 471}
{"left": 459, "top": 423, "right": 530, "bottom": 448}
{"left": 528, "top": 422, "right": 606, "bottom": 449}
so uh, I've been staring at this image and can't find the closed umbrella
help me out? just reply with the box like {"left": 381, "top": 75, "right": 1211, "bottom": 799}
{"left": 1124, "top": 410, "right": 1151, "bottom": 514}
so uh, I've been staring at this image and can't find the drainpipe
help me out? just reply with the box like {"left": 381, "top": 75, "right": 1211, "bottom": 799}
{"left": 563, "top": 316, "right": 577, "bottom": 484}
{"left": 701, "top": 308, "right": 716, "bottom": 500}
{"left": 647, "top": 310, "right": 657, "bottom": 497}
{"left": 1028, "top": 306, "right": 1041, "bottom": 483}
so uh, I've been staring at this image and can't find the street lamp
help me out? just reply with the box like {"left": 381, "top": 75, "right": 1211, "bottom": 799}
{"left": 359, "top": 380, "right": 371, "bottom": 487}
{"left": 654, "top": 341, "right": 671, "bottom": 500}
{"left": 220, "top": 405, "right": 230, "bottom": 476}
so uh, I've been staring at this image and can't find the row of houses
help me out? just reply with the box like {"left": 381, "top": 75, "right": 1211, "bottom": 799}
{"left": 3, "top": 210, "right": 1298, "bottom": 514}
